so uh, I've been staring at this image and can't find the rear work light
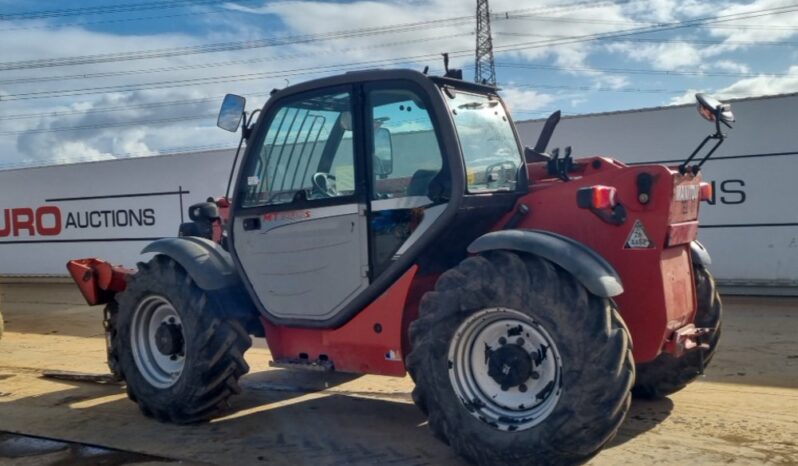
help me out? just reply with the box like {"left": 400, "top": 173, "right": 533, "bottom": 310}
{"left": 577, "top": 185, "right": 618, "bottom": 210}
{"left": 699, "top": 182, "right": 713, "bottom": 202}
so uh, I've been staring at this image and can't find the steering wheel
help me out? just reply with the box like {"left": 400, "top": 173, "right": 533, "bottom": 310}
{"left": 312, "top": 172, "right": 338, "bottom": 197}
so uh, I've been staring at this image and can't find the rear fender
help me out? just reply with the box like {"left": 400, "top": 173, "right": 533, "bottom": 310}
{"left": 141, "top": 237, "right": 239, "bottom": 291}
{"left": 467, "top": 229, "right": 624, "bottom": 298}
{"left": 142, "top": 237, "right": 262, "bottom": 335}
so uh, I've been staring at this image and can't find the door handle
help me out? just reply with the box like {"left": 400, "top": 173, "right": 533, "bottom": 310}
{"left": 243, "top": 217, "right": 261, "bottom": 231}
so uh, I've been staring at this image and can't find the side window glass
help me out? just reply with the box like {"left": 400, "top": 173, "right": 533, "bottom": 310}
{"left": 240, "top": 91, "right": 355, "bottom": 208}
{"left": 368, "top": 87, "right": 447, "bottom": 278}
{"left": 369, "top": 89, "right": 443, "bottom": 200}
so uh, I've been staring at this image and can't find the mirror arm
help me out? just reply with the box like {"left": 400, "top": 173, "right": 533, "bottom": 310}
{"left": 680, "top": 128, "right": 727, "bottom": 174}
{"left": 679, "top": 135, "right": 712, "bottom": 174}
{"left": 225, "top": 133, "right": 246, "bottom": 200}
{"left": 695, "top": 133, "right": 726, "bottom": 171}
{"left": 241, "top": 109, "right": 260, "bottom": 140}
{"left": 224, "top": 109, "right": 259, "bottom": 201}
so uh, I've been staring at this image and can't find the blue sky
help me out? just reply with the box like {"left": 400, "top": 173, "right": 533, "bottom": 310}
{"left": 0, "top": 0, "right": 796, "bottom": 167}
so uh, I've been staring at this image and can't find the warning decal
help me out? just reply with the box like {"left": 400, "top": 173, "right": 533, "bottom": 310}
{"left": 625, "top": 219, "right": 653, "bottom": 249}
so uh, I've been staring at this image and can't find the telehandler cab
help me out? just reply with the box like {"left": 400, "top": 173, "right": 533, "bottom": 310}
{"left": 68, "top": 67, "right": 730, "bottom": 465}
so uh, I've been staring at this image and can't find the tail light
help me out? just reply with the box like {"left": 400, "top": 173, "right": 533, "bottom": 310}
{"left": 699, "top": 182, "right": 713, "bottom": 202}
{"left": 577, "top": 185, "right": 617, "bottom": 209}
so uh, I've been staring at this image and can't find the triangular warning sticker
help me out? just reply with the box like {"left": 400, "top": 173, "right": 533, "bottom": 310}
{"left": 625, "top": 219, "right": 653, "bottom": 249}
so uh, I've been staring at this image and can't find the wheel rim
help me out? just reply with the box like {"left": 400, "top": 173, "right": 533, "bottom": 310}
{"left": 130, "top": 295, "right": 186, "bottom": 389}
{"left": 448, "top": 307, "right": 563, "bottom": 431}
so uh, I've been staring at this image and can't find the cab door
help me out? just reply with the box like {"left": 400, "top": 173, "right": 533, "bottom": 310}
{"left": 231, "top": 87, "right": 369, "bottom": 323}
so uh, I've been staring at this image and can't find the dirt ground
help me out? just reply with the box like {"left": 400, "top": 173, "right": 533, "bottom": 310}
{"left": 0, "top": 283, "right": 796, "bottom": 465}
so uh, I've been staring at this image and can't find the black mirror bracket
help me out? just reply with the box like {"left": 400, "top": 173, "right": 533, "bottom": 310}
{"left": 679, "top": 121, "right": 727, "bottom": 175}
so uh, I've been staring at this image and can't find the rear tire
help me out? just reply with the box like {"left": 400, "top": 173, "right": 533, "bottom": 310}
{"left": 115, "top": 255, "right": 251, "bottom": 423}
{"left": 632, "top": 264, "right": 722, "bottom": 399}
{"left": 407, "top": 251, "right": 634, "bottom": 465}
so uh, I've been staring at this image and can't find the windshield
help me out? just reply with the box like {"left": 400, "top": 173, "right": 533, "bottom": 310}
{"left": 445, "top": 90, "right": 522, "bottom": 192}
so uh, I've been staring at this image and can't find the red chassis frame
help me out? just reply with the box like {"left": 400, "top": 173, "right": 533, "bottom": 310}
{"left": 67, "top": 156, "right": 709, "bottom": 377}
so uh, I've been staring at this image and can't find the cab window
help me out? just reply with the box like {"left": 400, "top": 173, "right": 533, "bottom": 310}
{"left": 369, "top": 89, "right": 443, "bottom": 200}
{"left": 239, "top": 90, "right": 355, "bottom": 208}
{"left": 446, "top": 91, "right": 522, "bottom": 193}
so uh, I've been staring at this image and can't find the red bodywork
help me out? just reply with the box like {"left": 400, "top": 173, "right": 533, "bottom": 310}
{"left": 67, "top": 159, "right": 706, "bottom": 375}
{"left": 517, "top": 157, "right": 703, "bottom": 363}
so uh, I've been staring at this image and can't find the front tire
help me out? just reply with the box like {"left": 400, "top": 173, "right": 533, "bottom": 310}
{"left": 632, "top": 264, "right": 722, "bottom": 399}
{"left": 407, "top": 251, "right": 634, "bottom": 465}
{"left": 115, "top": 255, "right": 251, "bottom": 423}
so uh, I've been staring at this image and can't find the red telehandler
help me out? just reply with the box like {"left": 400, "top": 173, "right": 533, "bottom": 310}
{"left": 68, "top": 66, "right": 730, "bottom": 465}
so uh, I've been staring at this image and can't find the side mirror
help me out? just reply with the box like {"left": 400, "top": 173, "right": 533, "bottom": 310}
{"left": 374, "top": 127, "right": 394, "bottom": 178}
{"left": 217, "top": 94, "right": 246, "bottom": 132}
{"left": 696, "top": 93, "right": 734, "bottom": 128}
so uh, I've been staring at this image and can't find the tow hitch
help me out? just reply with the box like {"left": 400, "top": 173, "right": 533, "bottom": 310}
{"left": 662, "top": 324, "right": 713, "bottom": 360}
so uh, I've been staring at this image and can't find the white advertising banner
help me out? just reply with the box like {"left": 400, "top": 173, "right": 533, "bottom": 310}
{"left": 0, "top": 150, "right": 233, "bottom": 275}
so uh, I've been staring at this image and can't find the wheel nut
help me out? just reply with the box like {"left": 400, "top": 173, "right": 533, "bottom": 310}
{"left": 531, "top": 371, "right": 540, "bottom": 380}
{"left": 498, "top": 337, "right": 507, "bottom": 345}
{"left": 516, "top": 338, "right": 525, "bottom": 346}
{"left": 519, "top": 384, "right": 527, "bottom": 393}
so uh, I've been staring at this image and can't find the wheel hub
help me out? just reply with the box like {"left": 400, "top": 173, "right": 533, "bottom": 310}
{"left": 130, "top": 295, "right": 186, "bottom": 389}
{"left": 448, "top": 308, "right": 563, "bottom": 432}
{"left": 487, "top": 343, "right": 533, "bottom": 390}
{"left": 154, "top": 322, "right": 184, "bottom": 356}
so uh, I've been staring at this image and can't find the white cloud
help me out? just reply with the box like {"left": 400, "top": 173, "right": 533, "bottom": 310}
{"left": 499, "top": 87, "right": 556, "bottom": 114}
{"left": 712, "top": 59, "right": 750, "bottom": 73}
{"left": 608, "top": 41, "right": 703, "bottom": 70}
{"left": 706, "top": 0, "right": 798, "bottom": 48}
{"left": 668, "top": 65, "right": 798, "bottom": 104}
{"left": 714, "top": 65, "right": 798, "bottom": 98}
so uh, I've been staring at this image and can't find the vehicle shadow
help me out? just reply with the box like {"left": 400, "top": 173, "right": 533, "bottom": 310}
{"left": 607, "top": 397, "right": 675, "bottom": 448}
{"left": 0, "top": 368, "right": 461, "bottom": 466}
{"left": 1, "top": 364, "right": 675, "bottom": 466}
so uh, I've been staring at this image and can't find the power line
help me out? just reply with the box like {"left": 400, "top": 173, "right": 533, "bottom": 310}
{"left": 0, "top": 92, "right": 273, "bottom": 121}
{"left": 496, "top": 62, "right": 794, "bottom": 78}
{"left": 0, "top": 55, "right": 458, "bottom": 101}
{"left": 2, "top": 81, "right": 686, "bottom": 135}
{"left": 503, "top": 12, "right": 798, "bottom": 30}
{"left": 0, "top": 0, "right": 225, "bottom": 20}
{"left": 0, "top": 113, "right": 217, "bottom": 136}
{"left": 0, "top": 33, "right": 471, "bottom": 86}
{"left": 3, "top": 4, "right": 794, "bottom": 102}
{"left": 489, "top": 4, "right": 798, "bottom": 55}
{"left": 494, "top": 32, "right": 798, "bottom": 47}
{"left": 0, "top": 15, "right": 477, "bottom": 71}
{"left": 0, "top": 5, "right": 239, "bottom": 31}
{"left": 0, "top": 1, "right": 640, "bottom": 71}
{"left": 2, "top": 2, "right": 795, "bottom": 134}
{"left": 7, "top": 4, "right": 796, "bottom": 100}
{"left": 0, "top": 143, "right": 236, "bottom": 170}
{"left": 510, "top": 83, "right": 683, "bottom": 94}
